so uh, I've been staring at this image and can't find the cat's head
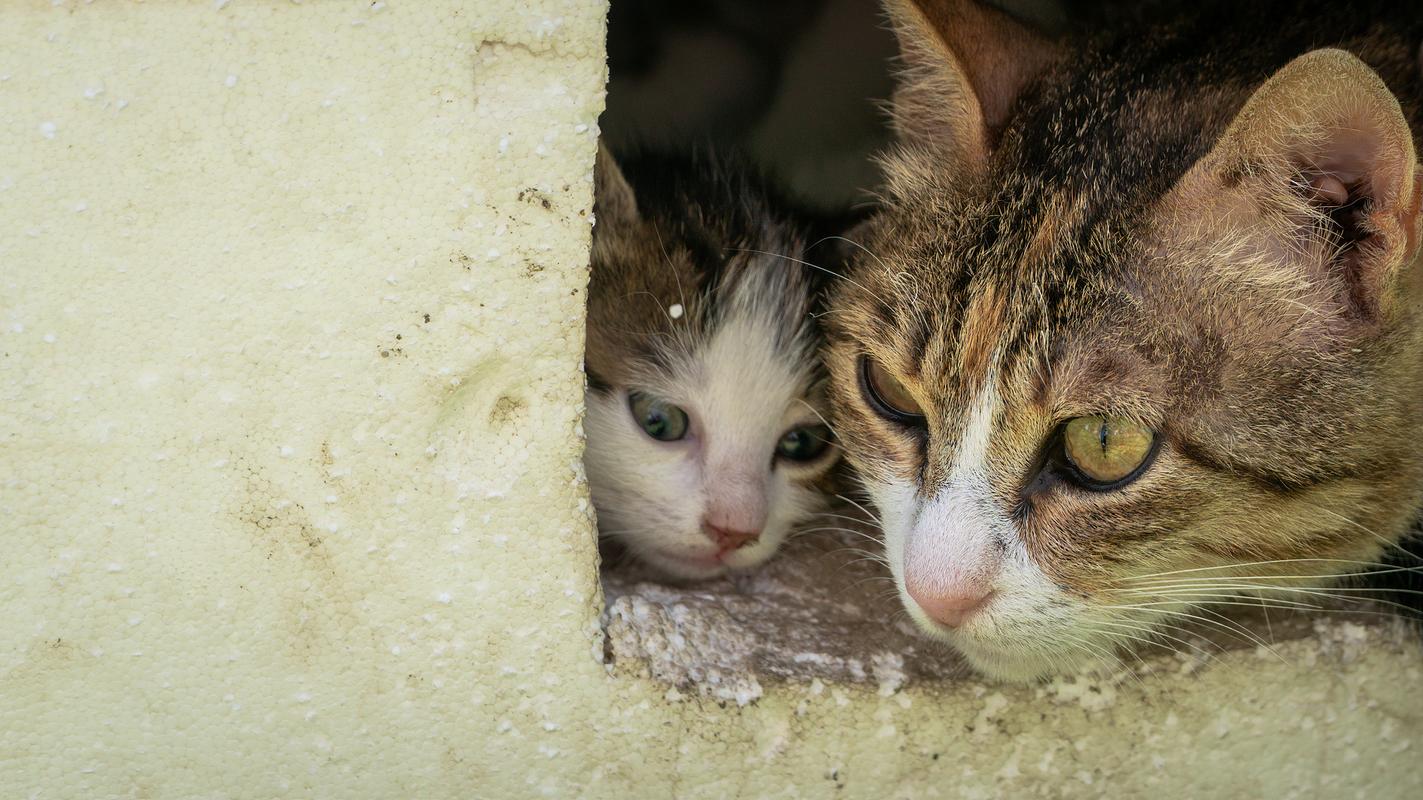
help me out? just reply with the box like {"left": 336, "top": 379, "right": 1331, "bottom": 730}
{"left": 826, "top": 0, "right": 1423, "bottom": 680}
{"left": 584, "top": 145, "right": 839, "bottom": 580}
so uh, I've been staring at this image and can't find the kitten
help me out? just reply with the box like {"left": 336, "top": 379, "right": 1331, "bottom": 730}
{"left": 584, "top": 144, "right": 840, "bottom": 581}
{"left": 826, "top": 0, "right": 1423, "bottom": 680}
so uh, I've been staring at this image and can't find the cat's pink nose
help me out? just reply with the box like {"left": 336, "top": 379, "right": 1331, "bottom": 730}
{"left": 906, "top": 583, "right": 993, "bottom": 628}
{"left": 704, "top": 523, "right": 760, "bottom": 552}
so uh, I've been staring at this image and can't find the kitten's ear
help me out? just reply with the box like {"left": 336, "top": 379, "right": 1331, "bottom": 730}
{"left": 883, "top": 0, "right": 1058, "bottom": 169}
{"left": 1167, "top": 49, "right": 1423, "bottom": 320}
{"left": 594, "top": 142, "right": 638, "bottom": 227}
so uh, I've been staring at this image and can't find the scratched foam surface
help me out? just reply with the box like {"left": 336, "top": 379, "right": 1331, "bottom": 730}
{"left": 3, "top": 3, "right": 1423, "bottom": 799}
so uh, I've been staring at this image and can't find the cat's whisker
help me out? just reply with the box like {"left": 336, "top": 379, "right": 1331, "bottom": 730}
{"left": 1101, "top": 601, "right": 1287, "bottom": 662}
{"left": 1060, "top": 633, "right": 1146, "bottom": 688}
{"left": 728, "top": 246, "right": 896, "bottom": 310}
{"left": 1119, "top": 594, "right": 1419, "bottom": 624}
{"left": 1107, "top": 588, "right": 1324, "bottom": 610}
{"left": 1082, "top": 623, "right": 1194, "bottom": 663}
{"left": 1299, "top": 503, "right": 1418, "bottom": 560}
{"left": 806, "top": 234, "right": 887, "bottom": 272}
{"left": 1113, "top": 577, "right": 1423, "bottom": 615}
{"left": 1118, "top": 578, "right": 1423, "bottom": 596}
{"left": 1086, "top": 618, "right": 1222, "bottom": 668}
{"left": 1115, "top": 555, "right": 1405, "bottom": 577}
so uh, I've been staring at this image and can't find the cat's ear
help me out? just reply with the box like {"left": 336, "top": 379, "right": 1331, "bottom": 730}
{"left": 1166, "top": 48, "right": 1423, "bottom": 321}
{"left": 594, "top": 142, "right": 638, "bottom": 227}
{"left": 882, "top": 0, "right": 1058, "bottom": 170}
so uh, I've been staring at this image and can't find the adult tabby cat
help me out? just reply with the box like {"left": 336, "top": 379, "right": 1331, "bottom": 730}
{"left": 826, "top": 0, "right": 1423, "bottom": 680}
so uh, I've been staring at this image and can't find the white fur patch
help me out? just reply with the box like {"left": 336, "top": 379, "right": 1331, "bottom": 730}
{"left": 876, "top": 383, "right": 1111, "bottom": 681}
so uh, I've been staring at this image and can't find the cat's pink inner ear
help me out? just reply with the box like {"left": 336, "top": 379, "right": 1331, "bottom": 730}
{"left": 1307, "top": 174, "right": 1349, "bottom": 207}
{"left": 1306, "top": 104, "right": 1423, "bottom": 312}
{"left": 883, "top": 0, "right": 1059, "bottom": 166}
{"left": 1167, "top": 48, "right": 1422, "bottom": 318}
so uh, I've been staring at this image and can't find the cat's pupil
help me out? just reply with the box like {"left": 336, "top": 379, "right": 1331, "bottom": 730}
{"left": 628, "top": 391, "right": 689, "bottom": 442}
{"left": 1098, "top": 421, "right": 1109, "bottom": 453}
{"left": 776, "top": 424, "right": 832, "bottom": 462}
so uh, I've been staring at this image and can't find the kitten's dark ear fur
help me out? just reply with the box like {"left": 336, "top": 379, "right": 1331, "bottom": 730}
{"left": 1166, "top": 49, "right": 1423, "bottom": 322}
{"left": 594, "top": 142, "right": 638, "bottom": 228}
{"left": 883, "top": 0, "right": 1059, "bottom": 169}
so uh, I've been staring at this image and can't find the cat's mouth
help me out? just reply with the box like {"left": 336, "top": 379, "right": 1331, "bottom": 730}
{"left": 638, "top": 545, "right": 732, "bottom": 579}
{"left": 642, "top": 538, "right": 780, "bottom": 579}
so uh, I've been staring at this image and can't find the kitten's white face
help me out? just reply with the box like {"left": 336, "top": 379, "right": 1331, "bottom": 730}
{"left": 585, "top": 293, "right": 834, "bottom": 580}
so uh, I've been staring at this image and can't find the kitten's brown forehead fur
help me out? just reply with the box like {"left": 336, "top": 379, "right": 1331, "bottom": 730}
{"left": 830, "top": 0, "right": 1423, "bottom": 593}
{"left": 586, "top": 149, "right": 822, "bottom": 393}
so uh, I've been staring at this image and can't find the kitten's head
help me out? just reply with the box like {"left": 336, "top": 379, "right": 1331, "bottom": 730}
{"left": 827, "top": 0, "right": 1423, "bottom": 680}
{"left": 584, "top": 145, "right": 839, "bottom": 580}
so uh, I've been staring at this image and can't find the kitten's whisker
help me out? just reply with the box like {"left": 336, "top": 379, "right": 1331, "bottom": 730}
{"left": 790, "top": 526, "right": 885, "bottom": 545}
{"left": 833, "top": 493, "right": 883, "bottom": 525}
{"left": 807, "top": 511, "right": 879, "bottom": 525}
{"left": 844, "top": 575, "right": 896, "bottom": 594}
{"left": 839, "top": 556, "right": 893, "bottom": 572}
{"left": 794, "top": 399, "right": 842, "bottom": 439}
{"left": 651, "top": 222, "right": 690, "bottom": 331}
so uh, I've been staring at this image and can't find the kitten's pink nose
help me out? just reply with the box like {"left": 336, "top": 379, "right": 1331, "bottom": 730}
{"left": 906, "top": 582, "right": 993, "bottom": 628}
{"left": 703, "top": 523, "right": 760, "bottom": 552}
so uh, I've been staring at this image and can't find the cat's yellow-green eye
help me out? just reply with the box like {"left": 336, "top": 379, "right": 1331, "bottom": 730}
{"left": 860, "top": 356, "right": 925, "bottom": 426}
{"left": 1061, "top": 415, "right": 1156, "bottom": 488}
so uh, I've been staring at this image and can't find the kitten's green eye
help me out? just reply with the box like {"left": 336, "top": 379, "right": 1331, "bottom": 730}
{"left": 628, "top": 391, "right": 689, "bottom": 442}
{"left": 860, "top": 356, "right": 925, "bottom": 426}
{"left": 1061, "top": 415, "right": 1156, "bottom": 488}
{"left": 776, "top": 424, "right": 833, "bottom": 463}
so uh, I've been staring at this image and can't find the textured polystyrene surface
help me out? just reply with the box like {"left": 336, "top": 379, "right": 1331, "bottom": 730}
{"left": 0, "top": 2, "right": 606, "bottom": 795}
{"left": 2, "top": 2, "right": 1420, "bottom": 798}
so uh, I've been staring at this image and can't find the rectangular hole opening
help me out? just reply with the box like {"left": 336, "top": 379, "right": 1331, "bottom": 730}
{"left": 585, "top": 0, "right": 1412, "bottom": 701}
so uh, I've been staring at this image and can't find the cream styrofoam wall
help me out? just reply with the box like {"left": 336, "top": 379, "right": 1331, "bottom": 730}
{"left": 1, "top": 3, "right": 1420, "bottom": 799}
{"left": 2, "top": 1, "right": 606, "bottom": 795}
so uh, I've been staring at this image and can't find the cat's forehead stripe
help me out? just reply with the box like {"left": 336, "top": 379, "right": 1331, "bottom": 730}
{"left": 956, "top": 281, "right": 1006, "bottom": 387}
